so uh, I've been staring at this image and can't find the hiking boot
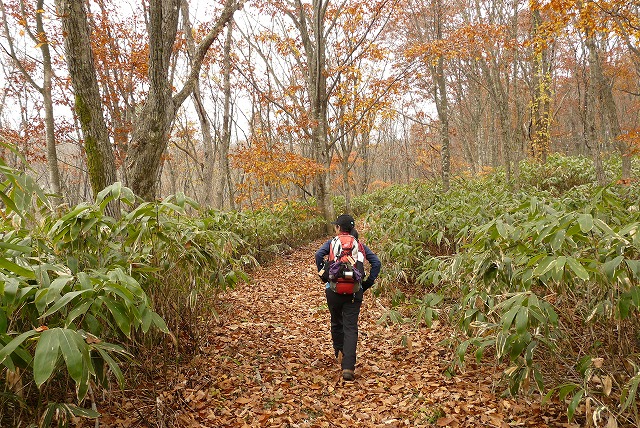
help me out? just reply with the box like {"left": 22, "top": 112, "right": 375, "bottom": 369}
{"left": 342, "top": 369, "right": 355, "bottom": 381}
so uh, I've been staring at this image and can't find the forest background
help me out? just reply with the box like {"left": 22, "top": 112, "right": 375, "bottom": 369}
{"left": 1, "top": 0, "right": 640, "bottom": 426}
{"left": 2, "top": 0, "right": 637, "bottom": 217}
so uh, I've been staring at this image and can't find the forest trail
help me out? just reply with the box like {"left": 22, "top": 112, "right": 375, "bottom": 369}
{"left": 102, "top": 239, "right": 567, "bottom": 427}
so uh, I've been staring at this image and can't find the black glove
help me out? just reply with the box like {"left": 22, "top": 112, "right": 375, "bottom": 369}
{"left": 318, "top": 260, "right": 330, "bottom": 283}
{"left": 361, "top": 277, "right": 374, "bottom": 292}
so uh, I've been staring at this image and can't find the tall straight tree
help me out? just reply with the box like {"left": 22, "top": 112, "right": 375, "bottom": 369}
{"left": 288, "top": 0, "right": 333, "bottom": 229}
{"left": 530, "top": 0, "right": 634, "bottom": 178}
{"left": 400, "top": 0, "right": 453, "bottom": 190}
{"left": 431, "top": 0, "right": 451, "bottom": 191}
{"left": 181, "top": 0, "right": 216, "bottom": 206}
{"left": 219, "top": 21, "right": 235, "bottom": 209}
{"left": 583, "top": 33, "right": 628, "bottom": 180}
{"left": 529, "top": 7, "right": 553, "bottom": 162}
{"left": 1, "top": 0, "right": 62, "bottom": 198}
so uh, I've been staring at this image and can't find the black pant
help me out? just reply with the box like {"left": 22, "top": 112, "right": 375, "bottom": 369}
{"left": 325, "top": 288, "right": 363, "bottom": 370}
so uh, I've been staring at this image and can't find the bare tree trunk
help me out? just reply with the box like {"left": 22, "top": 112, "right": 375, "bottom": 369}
{"left": 584, "top": 30, "right": 628, "bottom": 179}
{"left": 358, "top": 133, "right": 372, "bottom": 194}
{"left": 310, "top": 0, "right": 334, "bottom": 230}
{"left": 193, "top": 81, "right": 215, "bottom": 205}
{"left": 431, "top": 0, "right": 450, "bottom": 191}
{"left": 2, "top": 0, "right": 62, "bottom": 198}
{"left": 287, "top": 0, "right": 334, "bottom": 230}
{"left": 479, "top": 57, "right": 513, "bottom": 182}
{"left": 585, "top": 34, "right": 606, "bottom": 185}
{"left": 181, "top": 1, "right": 215, "bottom": 206}
{"left": 219, "top": 21, "right": 234, "bottom": 210}
{"left": 336, "top": 129, "right": 355, "bottom": 212}
{"left": 36, "top": 0, "right": 62, "bottom": 199}
{"left": 126, "top": 0, "right": 179, "bottom": 200}
{"left": 55, "top": 0, "right": 118, "bottom": 206}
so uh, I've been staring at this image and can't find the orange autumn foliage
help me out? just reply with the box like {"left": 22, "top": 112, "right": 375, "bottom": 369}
{"left": 230, "top": 136, "right": 325, "bottom": 207}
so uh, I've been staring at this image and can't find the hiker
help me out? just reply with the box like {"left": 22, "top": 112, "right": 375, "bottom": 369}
{"left": 315, "top": 214, "right": 381, "bottom": 381}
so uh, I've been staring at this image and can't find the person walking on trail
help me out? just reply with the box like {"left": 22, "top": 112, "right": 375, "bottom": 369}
{"left": 315, "top": 214, "right": 381, "bottom": 381}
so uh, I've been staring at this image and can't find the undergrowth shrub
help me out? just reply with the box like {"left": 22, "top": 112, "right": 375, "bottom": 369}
{"left": 364, "top": 155, "right": 640, "bottom": 426}
{"left": 205, "top": 200, "right": 326, "bottom": 263}
{"left": 0, "top": 161, "right": 166, "bottom": 424}
{"left": 0, "top": 149, "right": 325, "bottom": 426}
{"left": 518, "top": 153, "right": 640, "bottom": 193}
{"left": 518, "top": 154, "right": 599, "bottom": 191}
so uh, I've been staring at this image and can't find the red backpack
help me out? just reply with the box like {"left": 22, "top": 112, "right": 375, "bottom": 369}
{"left": 328, "top": 234, "right": 364, "bottom": 294}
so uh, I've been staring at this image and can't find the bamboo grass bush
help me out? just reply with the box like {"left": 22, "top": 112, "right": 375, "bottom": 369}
{"left": 357, "top": 155, "right": 640, "bottom": 425}
{"left": 0, "top": 151, "right": 326, "bottom": 425}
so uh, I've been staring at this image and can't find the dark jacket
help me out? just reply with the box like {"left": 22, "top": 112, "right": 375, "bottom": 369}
{"left": 315, "top": 237, "right": 381, "bottom": 292}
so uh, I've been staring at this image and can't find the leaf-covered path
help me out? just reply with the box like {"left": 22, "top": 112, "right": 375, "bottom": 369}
{"left": 103, "top": 239, "right": 567, "bottom": 427}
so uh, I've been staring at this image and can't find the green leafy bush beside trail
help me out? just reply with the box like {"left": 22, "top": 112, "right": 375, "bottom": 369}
{"left": 0, "top": 151, "right": 326, "bottom": 425}
{"left": 204, "top": 200, "right": 327, "bottom": 265}
{"left": 358, "top": 154, "right": 640, "bottom": 425}
{"left": 4, "top": 147, "right": 639, "bottom": 425}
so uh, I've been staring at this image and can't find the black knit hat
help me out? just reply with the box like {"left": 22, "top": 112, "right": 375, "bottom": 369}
{"left": 332, "top": 214, "right": 355, "bottom": 231}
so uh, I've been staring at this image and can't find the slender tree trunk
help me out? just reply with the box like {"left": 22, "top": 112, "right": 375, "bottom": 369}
{"left": 312, "top": 0, "right": 334, "bottom": 230}
{"left": 193, "top": 81, "right": 215, "bottom": 205}
{"left": 480, "top": 57, "right": 513, "bottom": 182}
{"left": 431, "top": 0, "right": 450, "bottom": 191}
{"left": 181, "top": 1, "right": 215, "bottom": 206}
{"left": 530, "top": 8, "right": 552, "bottom": 163}
{"left": 584, "top": 32, "right": 628, "bottom": 179}
{"left": 585, "top": 34, "right": 606, "bottom": 185}
{"left": 359, "top": 133, "right": 372, "bottom": 193}
{"left": 338, "top": 131, "right": 354, "bottom": 212}
{"left": 433, "top": 58, "right": 451, "bottom": 191}
{"left": 2, "top": 1, "right": 63, "bottom": 198}
{"left": 288, "top": 0, "right": 333, "bottom": 230}
{"left": 55, "top": 0, "right": 118, "bottom": 206}
{"left": 219, "top": 21, "right": 234, "bottom": 209}
{"left": 36, "top": 0, "right": 62, "bottom": 199}
{"left": 453, "top": 75, "right": 478, "bottom": 175}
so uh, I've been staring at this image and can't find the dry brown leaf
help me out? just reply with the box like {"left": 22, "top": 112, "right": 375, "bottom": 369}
{"left": 91, "top": 239, "right": 569, "bottom": 427}
{"left": 437, "top": 416, "right": 457, "bottom": 426}
{"left": 603, "top": 375, "right": 613, "bottom": 396}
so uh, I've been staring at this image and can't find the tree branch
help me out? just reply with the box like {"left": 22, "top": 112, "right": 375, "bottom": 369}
{"left": 0, "top": 2, "right": 43, "bottom": 93}
{"left": 173, "top": 0, "right": 244, "bottom": 108}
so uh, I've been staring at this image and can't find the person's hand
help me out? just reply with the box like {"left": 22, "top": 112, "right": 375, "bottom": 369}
{"left": 361, "top": 277, "right": 374, "bottom": 291}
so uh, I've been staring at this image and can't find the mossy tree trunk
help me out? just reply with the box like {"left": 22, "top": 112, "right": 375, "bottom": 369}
{"left": 126, "top": 0, "right": 242, "bottom": 201}
{"left": 57, "top": 0, "right": 241, "bottom": 204}
{"left": 56, "top": 0, "right": 118, "bottom": 212}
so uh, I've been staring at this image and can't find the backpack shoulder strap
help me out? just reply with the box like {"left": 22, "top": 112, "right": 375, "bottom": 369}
{"left": 352, "top": 237, "right": 365, "bottom": 263}
{"left": 329, "top": 236, "right": 342, "bottom": 261}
